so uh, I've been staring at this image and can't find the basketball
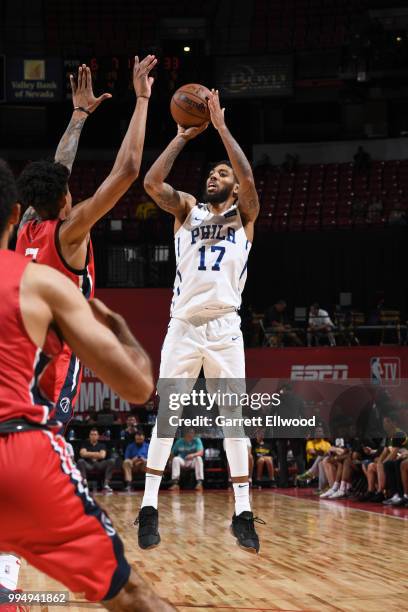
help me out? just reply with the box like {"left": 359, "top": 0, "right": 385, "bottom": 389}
{"left": 170, "top": 83, "right": 211, "bottom": 128}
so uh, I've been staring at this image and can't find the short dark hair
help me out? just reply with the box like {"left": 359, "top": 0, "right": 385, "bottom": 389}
{"left": 209, "top": 160, "right": 238, "bottom": 182}
{"left": 17, "top": 160, "right": 69, "bottom": 220}
{"left": 0, "top": 160, "right": 17, "bottom": 235}
{"left": 90, "top": 428, "right": 99, "bottom": 434}
{"left": 311, "top": 302, "right": 319, "bottom": 310}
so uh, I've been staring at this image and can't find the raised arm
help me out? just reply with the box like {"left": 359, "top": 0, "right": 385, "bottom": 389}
{"left": 59, "top": 55, "right": 157, "bottom": 246}
{"left": 144, "top": 123, "right": 208, "bottom": 225}
{"left": 55, "top": 64, "right": 112, "bottom": 173}
{"left": 20, "top": 263, "right": 154, "bottom": 404}
{"left": 208, "top": 90, "right": 259, "bottom": 225}
{"left": 17, "top": 65, "right": 111, "bottom": 236}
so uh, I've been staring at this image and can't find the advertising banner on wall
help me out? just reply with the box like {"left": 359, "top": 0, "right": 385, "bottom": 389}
{"left": 216, "top": 55, "right": 293, "bottom": 98}
{"left": 6, "top": 57, "right": 62, "bottom": 101}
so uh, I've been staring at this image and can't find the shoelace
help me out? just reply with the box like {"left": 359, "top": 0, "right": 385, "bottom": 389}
{"left": 253, "top": 516, "right": 266, "bottom": 525}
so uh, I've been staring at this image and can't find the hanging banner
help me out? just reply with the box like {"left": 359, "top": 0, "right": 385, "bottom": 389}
{"left": 6, "top": 57, "right": 62, "bottom": 101}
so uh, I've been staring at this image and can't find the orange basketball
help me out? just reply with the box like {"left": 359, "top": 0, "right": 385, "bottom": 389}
{"left": 170, "top": 83, "right": 211, "bottom": 128}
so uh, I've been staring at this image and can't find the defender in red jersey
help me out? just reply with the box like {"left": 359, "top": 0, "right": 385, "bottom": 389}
{"left": 0, "top": 161, "right": 174, "bottom": 611}
{"left": 16, "top": 55, "right": 156, "bottom": 425}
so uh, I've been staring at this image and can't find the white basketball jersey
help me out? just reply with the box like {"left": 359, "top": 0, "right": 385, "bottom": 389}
{"left": 170, "top": 203, "right": 251, "bottom": 320}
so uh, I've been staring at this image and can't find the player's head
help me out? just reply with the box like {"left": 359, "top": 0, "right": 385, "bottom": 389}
{"left": 17, "top": 160, "right": 71, "bottom": 220}
{"left": 205, "top": 161, "right": 239, "bottom": 205}
{"left": 383, "top": 412, "right": 398, "bottom": 434}
{"left": 255, "top": 428, "right": 265, "bottom": 442}
{"left": 275, "top": 299, "right": 286, "bottom": 312}
{"left": 314, "top": 425, "right": 325, "bottom": 439}
{"left": 0, "top": 160, "right": 20, "bottom": 245}
{"left": 134, "top": 430, "right": 145, "bottom": 445}
{"left": 89, "top": 428, "right": 99, "bottom": 443}
{"left": 184, "top": 428, "right": 195, "bottom": 442}
{"left": 127, "top": 415, "right": 137, "bottom": 428}
{"left": 310, "top": 302, "right": 319, "bottom": 315}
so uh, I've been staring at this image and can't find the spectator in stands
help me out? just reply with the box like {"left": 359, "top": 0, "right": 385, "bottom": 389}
{"left": 77, "top": 428, "right": 115, "bottom": 493}
{"left": 122, "top": 430, "right": 149, "bottom": 492}
{"left": 361, "top": 413, "right": 406, "bottom": 503}
{"left": 389, "top": 207, "right": 407, "bottom": 226}
{"left": 263, "top": 300, "right": 302, "bottom": 347}
{"left": 380, "top": 414, "right": 408, "bottom": 505}
{"left": 120, "top": 414, "right": 138, "bottom": 446}
{"left": 84, "top": 410, "right": 98, "bottom": 424}
{"left": 395, "top": 458, "right": 408, "bottom": 507}
{"left": 296, "top": 426, "right": 331, "bottom": 490}
{"left": 353, "top": 146, "right": 371, "bottom": 173}
{"left": 252, "top": 430, "right": 275, "bottom": 488}
{"left": 100, "top": 397, "right": 121, "bottom": 423}
{"left": 307, "top": 303, "right": 336, "bottom": 347}
{"left": 320, "top": 433, "right": 352, "bottom": 499}
{"left": 169, "top": 429, "right": 204, "bottom": 491}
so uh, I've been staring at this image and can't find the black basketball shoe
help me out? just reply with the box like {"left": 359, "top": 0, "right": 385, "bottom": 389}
{"left": 135, "top": 506, "right": 161, "bottom": 549}
{"left": 231, "top": 511, "right": 265, "bottom": 553}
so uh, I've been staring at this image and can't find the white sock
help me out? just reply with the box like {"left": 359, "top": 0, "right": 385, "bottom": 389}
{"left": 233, "top": 482, "right": 251, "bottom": 515}
{"left": 332, "top": 482, "right": 340, "bottom": 492}
{"left": 340, "top": 481, "right": 347, "bottom": 493}
{"left": 141, "top": 474, "right": 162, "bottom": 509}
{"left": 0, "top": 554, "right": 21, "bottom": 590}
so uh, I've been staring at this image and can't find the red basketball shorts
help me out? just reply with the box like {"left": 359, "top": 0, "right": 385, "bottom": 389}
{"left": 0, "top": 430, "right": 130, "bottom": 601}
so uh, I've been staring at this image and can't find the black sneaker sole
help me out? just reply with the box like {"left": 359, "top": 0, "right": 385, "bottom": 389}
{"left": 139, "top": 540, "right": 161, "bottom": 550}
{"left": 230, "top": 526, "right": 258, "bottom": 554}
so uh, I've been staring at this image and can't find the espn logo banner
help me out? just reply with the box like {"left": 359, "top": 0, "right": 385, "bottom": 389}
{"left": 290, "top": 365, "right": 349, "bottom": 381}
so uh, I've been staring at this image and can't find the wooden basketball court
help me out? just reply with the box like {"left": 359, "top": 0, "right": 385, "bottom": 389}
{"left": 20, "top": 490, "right": 408, "bottom": 611}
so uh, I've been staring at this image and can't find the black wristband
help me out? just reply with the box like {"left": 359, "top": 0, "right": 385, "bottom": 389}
{"left": 74, "top": 106, "right": 91, "bottom": 115}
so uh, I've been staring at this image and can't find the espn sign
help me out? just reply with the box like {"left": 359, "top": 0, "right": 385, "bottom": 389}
{"left": 370, "top": 357, "right": 400, "bottom": 386}
{"left": 291, "top": 365, "right": 349, "bottom": 381}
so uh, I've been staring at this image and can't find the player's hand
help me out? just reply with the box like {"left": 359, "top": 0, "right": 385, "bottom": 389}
{"left": 89, "top": 299, "right": 126, "bottom": 336}
{"left": 185, "top": 453, "right": 195, "bottom": 460}
{"left": 208, "top": 89, "right": 226, "bottom": 130}
{"left": 133, "top": 55, "right": 157, "bottom": 99}
{"left": 70, "top": 64, "right": 112, "bottom": 114}
{"left": 177, "top": 122, "right": 209, "bottom": 141}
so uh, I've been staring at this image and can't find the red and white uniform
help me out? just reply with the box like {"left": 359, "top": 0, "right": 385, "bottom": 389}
{"left": 0, "top": 250, "right": 130, "bottom": 601}
{"left": 16, "top": 219, "right": 95, "bottom": 423}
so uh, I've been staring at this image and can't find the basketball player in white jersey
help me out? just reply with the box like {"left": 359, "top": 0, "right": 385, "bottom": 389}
{"left": 135, "top": 90, "right": 262, "bottom": 553}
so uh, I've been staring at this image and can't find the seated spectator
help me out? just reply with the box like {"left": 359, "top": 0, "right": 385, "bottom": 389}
{"left": 77, "top": 428, "right": 115, "bottom": 493}
{"left": 263, "top": 300, "right": 302, "bottom": 347}
{"left": 296, "top": 426, "right": 331, "bottom": 491}
{"left": 361, "top": 413, "right": 407, "bottom": 503}
{"left": 169, "top": 429, "right": 204, "bottom": 491}
{"left": 380, "top": 415, "right": 408, "bottom": 505}
{"left": 320, "top": 434, "right": 352, "bottom": 498}
{"left": 307, "top": 303, "right": 336, "bottom": 347}
{"left": 122, "top": 430, "right": 149, "bottom": 492}
{"left": 120, "top": 415, "right": 138, "bottom": 445}
{"left": 252, "top": 430, "right": 275, "bottom": 488}
{"left": 396, "top": 458, "right": 408, "bottom": 507}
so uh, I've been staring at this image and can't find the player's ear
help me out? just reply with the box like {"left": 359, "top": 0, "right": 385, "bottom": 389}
{"left": 10, "top": 202, "right": 21, "bottom": 226}
{"left": 233, "top": 183, "right": 239, "bottom": 197}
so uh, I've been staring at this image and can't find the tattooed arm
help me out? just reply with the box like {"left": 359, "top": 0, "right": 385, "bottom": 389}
{"left": 144, "top": 123, "right": 208, "bottom": 224}
{"left": 17, "top": 206, "right": 40, "bottom": 235}
{"left": 55, "top": 64, "right": 112, "bottom": 173}
{"left": 208, "top": 90, "right": 259, "bottom": 226}
{"left": 54, "top": 111, "right": 88, "bottom": 173}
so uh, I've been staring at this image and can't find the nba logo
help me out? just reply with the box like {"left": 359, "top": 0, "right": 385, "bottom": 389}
{"left": 370, "top": 357, "right": 400, "bottom": 386}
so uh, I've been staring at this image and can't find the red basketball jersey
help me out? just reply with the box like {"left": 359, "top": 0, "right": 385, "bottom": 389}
{"left": 16, "top": 219, "right": 95, "bottom": 299}
{"left": 16, "top": 220, "right": 95, "bottom": 416}
{"left": 0, "top": 251, "right": 62, "bottom": 425}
